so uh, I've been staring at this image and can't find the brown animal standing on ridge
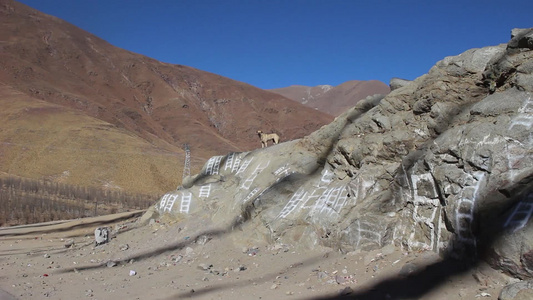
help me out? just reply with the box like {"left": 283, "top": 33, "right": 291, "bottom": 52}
{"left": 257, "top": 130, "right": 280, "bottom": 148}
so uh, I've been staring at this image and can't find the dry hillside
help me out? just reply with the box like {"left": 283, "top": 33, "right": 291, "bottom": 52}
{"left": 0, "top": 0, "right": 333, "bottom": 197}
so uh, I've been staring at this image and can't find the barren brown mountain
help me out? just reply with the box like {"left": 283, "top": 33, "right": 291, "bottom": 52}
{"left": 270, "top": 80, "right": 390, "bottom": 116}
{"left": 0, "top": 0, "right": 333, "bottom": 196}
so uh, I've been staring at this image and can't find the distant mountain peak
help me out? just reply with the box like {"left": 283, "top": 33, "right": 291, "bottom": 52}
{"left": 269, "top": 80, "right": 390, "bottom": 116}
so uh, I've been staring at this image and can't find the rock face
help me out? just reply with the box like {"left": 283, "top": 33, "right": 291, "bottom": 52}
{"left": 389, "top": 77, "right": 412, "bottom": 91}
{"left": 147, "top": 29, "right": 533, "bottom": 280}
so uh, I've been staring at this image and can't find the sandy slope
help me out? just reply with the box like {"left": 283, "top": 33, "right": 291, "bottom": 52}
{"left": 0, "top": 213, "right": 511, "bottom": 300}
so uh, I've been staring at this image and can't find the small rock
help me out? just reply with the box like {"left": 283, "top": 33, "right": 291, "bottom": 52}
{"left": 270, "top": 284, "right": 278, "bottom": 290}
{"left": 43, "top": 254, "right": 50, "bottom": 258}
{"left": 317, "top": 271, "right": 328, "bottom": 280}
{"left": 185, "top": 247, "right": 194, "bottom": 256}
{"left": 339, "top": 287, "right": 353, "bottom": 296}
{"left": 198, "top": 263, "right": 212, "bottom": 271}
{"left": 475, "top": 292, "right": 491, "bottom": 297}
{"left": 106, "top": 261, "right": 117, "bottom": 268}
{"left": 119, "top": 244, "right": 129, "bottom": 251}
{"left": 398, "top": 263, "right": 418, "bottom": 277}
{"left": 335, "top": 275, "right": 346, "bottom": 284}
{"left": 64, "top": 239, "right": 75, "bottom": 248}
{"left": 129, "top": 270, "right": 136, "bottom": 276}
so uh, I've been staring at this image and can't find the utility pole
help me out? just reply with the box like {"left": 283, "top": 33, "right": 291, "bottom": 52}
{"left": 181, "top": 144, "right": 191, "bottom": 187}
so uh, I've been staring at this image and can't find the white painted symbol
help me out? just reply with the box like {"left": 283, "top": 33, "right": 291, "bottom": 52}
{"left": 353, "top": 220, "right": 383, "bottom": 248}
{"left": 278, "top": 188, "right": 307, "bottom": 219}
{"left": 180, "top": 192, "right": 192, "bottom": 214}
{"left": 320, "top": 186, "right": 347, "bottom": 215}
{"left": 231, "top": 155, "right": 242, "bottom": 173}
{"left": 205, "top": 156, "right": 223, "bottom": 175}
{"left": 240, "top": 161, "right": 270, "bottom": 190}
{"left": 235, "top": 158, "right": 253, "bottom": 176}
{"left": 306, "top": 187, "right": 326, "bottom": 204}
{"left": 199, "top": 185, "right": 211, "bottom": 198}
{"left": 320, "top": 169, "right": 334, "bottom": 184}
{"left": 164, "top": 194, "right": 179, "bottom": 212}
{"left": 504, "top": 194, "right": 533, "bottom": 232}
{"left": 274, "top": 165, "right": 291, "bottom": 177}
{"left": 455, "top": 171, "right": 485, "bottom": 245}
{"left": 224, "top": 153, "right": 236, "bottom": 171}
{"left": 310, "top": 186, "right": 349, "bottom": 218}
{"left": 407, "top": 173, "right": 441, "bottom": 251}
{"left": 242, "top": 187, "right": 260, "bottom": 204}
{"left": 159, "top": 194, "right": 171, "bottom": 211}
{"left": 509, "top": 96, "right": 533, "bottom": 130}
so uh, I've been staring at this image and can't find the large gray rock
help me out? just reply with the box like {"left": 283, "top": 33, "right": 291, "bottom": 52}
{"left": 146, "top": 28, "right": 533, "bottom": 279}
{"left": 499, "top": 280, "right": 533, "bottom": 300}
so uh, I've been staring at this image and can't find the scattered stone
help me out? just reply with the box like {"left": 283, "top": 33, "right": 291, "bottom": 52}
{"left": 129, "top": 270, "right": 136, "bottom": 276}
{"left": 398, "top": 263, "right": 419, "bottom": 277}
{"left": 270, "top": 284, "right": 278, "bottom": 290}
{"left": 94, "top": 227, "right": 110, "bottom": 246}
{"left": 335, "top": 275, "right": 346, "bottom": 284}
{"left": 198, "top": 263, "right": 212, "bottom": 271}
{"left": 119, "top": 244, "right": 129, "bottom": 251}
{"left": 234, "top": 265, "right": 246, "bottom": 272}
{"left": 106, "top": 261, "right": 117, "bottom": 268}
{"left": 339, "top": 287, "right": 353, "bottom": 296}
{"left": 475, "top": 292, "right": 491, "bottom": 297}
{"left": 43, "top": 254, "right": 50, "bottom": 258}
{"left": 185, "top": 247, "right": 194, "bottom": 256}
{"left": 317, "top": 271, "right": 328, "bottom": 280}
{"left": 247, "top": 247, "right": 260, "bottom": 256}
{"left": 64, "top": 239, "right": 75, "bottom": 248}
{"left": 195, "top": 235, "right": 211, "bottom": 245}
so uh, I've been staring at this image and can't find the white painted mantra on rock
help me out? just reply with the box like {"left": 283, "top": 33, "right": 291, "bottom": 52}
{"left": 205, "top": 156, "right": 223, "bottom": 175}
{"left": 235, "top": 158, "right": 253, "bottom": 176}
{"left": 276, "top": 186, "right": 350, "bottom": 219}
{"left": 199, "top": 184, "right": 211, "bottom": 198}
{"left": 506, "top": 97, "right": 533, "bottom": 181}
{"left": 242, "top": 187, "right": 260, "bottom": 204}
{"left": 240, "top": 161, "right": 270, "bottom": 190}
{"left": 274, "top": 165, "right": 291, "bottom": 177}
{"left": 407, "top": 173, "right": 442, "bottom": 251}
{"left": 509, "top": 96, "right": 533, "bottom": 131}
{"left": 224, "top": 152, "right": 244, "bottom": 173}
{"left": 352, "top": 219, "right": 383, "bottom": 248}
{"left": 158, "top": 192, "right": 193, "bottom": 214}
{"left": 455, "top": 171, "right": 485, "bottom": 245}
{"left": 504, "top": 193, "right": 533, "bottom": 232}
{"left": 320, "top": 169, "right": 334, "bottom": 184}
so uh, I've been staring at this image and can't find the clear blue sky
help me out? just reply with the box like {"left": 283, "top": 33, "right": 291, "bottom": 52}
{"left": 17, "top": 0, "right": 533, "bottom": 90}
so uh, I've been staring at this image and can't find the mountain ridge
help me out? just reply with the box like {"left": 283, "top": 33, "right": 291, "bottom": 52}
{"left": 269, "top": 80, "right": 390, "bottom": 116}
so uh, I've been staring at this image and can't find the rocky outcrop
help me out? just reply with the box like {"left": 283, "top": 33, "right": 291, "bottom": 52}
{"left": 147, "top": 29, "right": 533, "bottom": 280}
{"left": 389, "top": 77, "right": 412, "bottom": 91}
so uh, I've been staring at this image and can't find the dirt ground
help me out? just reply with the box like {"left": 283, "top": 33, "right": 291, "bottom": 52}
{"left": 0, "top": 212, "right": 513, "bottom": 300}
